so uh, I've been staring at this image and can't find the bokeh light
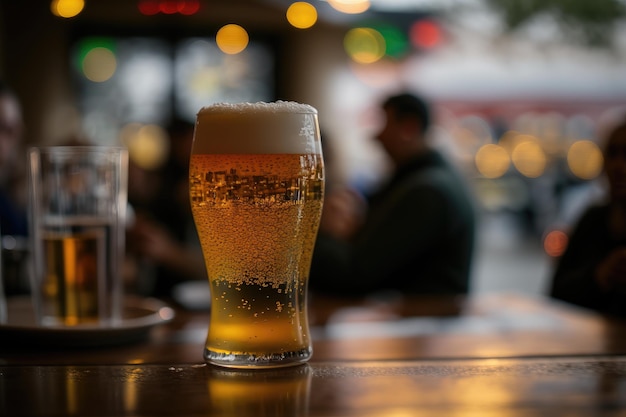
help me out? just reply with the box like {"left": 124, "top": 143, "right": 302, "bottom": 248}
{"left": 120, "top": 123, "right": 169, "bottom": 170}
{"left": 498, "top": 130, "right": 522, "bottom": 154}
{"left": 82, "top": 47, "right": 117, "bottom": 82}
{"left": 475, "top": 144, "right": 510, "bottom": 179}
{"left": 567, "top": 140, "right": 603, "bottom": 180}
{"left": 511, "top": 139, "right": 547, "bottom": 178}
{"left": 328, "top": 0, "right": 370, "bottom": 14}
{"left": 374, "top": 24, "right": 410, "bottom": 58}
{"left": 138, "top": 0, "right": 160, "bottom": 15}
{"left": 410, "top": 20, "right": 442, "bottom": 49}
{"left": 51, "top": 0, "right": 84, "bottom": 18}
{"left": 286, "top": 2, "right": 317, "bottom": 29}
{"left": 544, "top": 229, "right": 568, "bottom": 257}
{"left": 344, "top": 28, "right": 385, "bottom": 64}
{"left": 176, "top": 0, "right": 201, "bottom": 15}
{"left": 138, "top": 0, "right": 200, "bottom": 15}
{"left": 216, "top": 24, "right": 249, "bottom": 55}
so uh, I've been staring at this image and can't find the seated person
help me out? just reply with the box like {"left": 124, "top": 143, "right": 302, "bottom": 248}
{"left": 310, "top": 92, "right": 476, "bottom": 297}
{"left": 550, "top": 119, "right": 626, "bottom": 318}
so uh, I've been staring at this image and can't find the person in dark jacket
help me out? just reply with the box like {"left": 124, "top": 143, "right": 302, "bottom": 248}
{"left": 550, "top": 119, "right": 626, "bottom": 318}
{"left": 310, "top": 92, "right": 476, "bottom": 296}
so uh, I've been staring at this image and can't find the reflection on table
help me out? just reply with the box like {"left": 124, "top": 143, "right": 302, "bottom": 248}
{"left": 1, "top": 291, "right": 626, "bottom": 416}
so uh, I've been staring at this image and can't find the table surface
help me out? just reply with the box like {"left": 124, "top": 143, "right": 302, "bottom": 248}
{"left": 2, "top": 291, "right": 626, "bottom": 416}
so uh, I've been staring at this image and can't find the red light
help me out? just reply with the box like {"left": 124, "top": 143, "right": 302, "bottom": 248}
{"left": 138, "top": 0, "right": 160, "bottom": 15}
{"left": 160, "top": 0, "right": 178, "bottom": 14}
{"left": 544, "top": 230, "right": 569, "bottom": 257}
{"left": 138, "top": 0, "right": 200, "bottom": 15}
{"left": 178, "top": 0, "right": 200, "bottom": 15}
{"left": 410, "top": 20, "right": 442, "bottom": 49}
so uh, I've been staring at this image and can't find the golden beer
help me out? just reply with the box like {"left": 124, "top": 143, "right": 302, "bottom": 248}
{"left": 41, "top": 227, "right": 106, "bottom": 326}
{"left": 28, "top": 146, "right": 127, "bottom": 328}
{"left": 189, "top": 102, "right": 324, "bottom": 368}
{"left": 207, "top": 365, "right": 312, "bottom": 415}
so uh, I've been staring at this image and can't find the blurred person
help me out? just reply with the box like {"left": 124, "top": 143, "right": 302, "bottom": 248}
{"left": 126, "top": 118, "right": 206, "bottom": 297}
{"left": 550, "top": 118, "right": 626, "bottom": 318}
{"left": 310, "top": 92, "right": 476, "bottom": 296}
{"left": 0, "top": 81, "right": 27, "bottom": 236}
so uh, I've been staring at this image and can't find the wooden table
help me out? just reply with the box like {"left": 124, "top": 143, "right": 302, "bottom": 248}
{"left": 2, "top": 292, "right": 626, "bottom": 416}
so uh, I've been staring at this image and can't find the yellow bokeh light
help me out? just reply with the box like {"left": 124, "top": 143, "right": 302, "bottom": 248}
{"left": 567, "top": 140, "right": 603, "bottom": 180}
{"left": 51, "top": 0, "right": 85, "bottom": 18}
{"left": 328, "top": 0, "right": 370, "bottom": 14}
{"left": 511, "top": 140, "right": 547, "bottom": 178}
{"left": 475, "top": 144, "right": 510, "bottom": 179}
{"left": 344, "top": 28, "right": 385, "bottom": 64}
{"left": 82, "top": 47, "right": 117, "bottom": 82}
{"left": 120, "top": 123, "right": 169, "bottom": 170}
{"left": 286, "top": 2, "right": 318, "bottom": 29}
{"left": 497, "top": 130, "right": 522, "bottom": 154}
{"left": 216, "top": 24, "right": 249, "bottom": 55}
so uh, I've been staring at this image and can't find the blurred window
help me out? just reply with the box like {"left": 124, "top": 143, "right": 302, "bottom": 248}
{"left": 71, "top": 36, "right": 274, "bottom": 145}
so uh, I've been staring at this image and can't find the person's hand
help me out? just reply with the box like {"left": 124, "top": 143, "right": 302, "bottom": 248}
{"left": 320, "top": 187, "right": 366, "bottom": 241}
{"left": 595, "top": 246, "right": 626, "bottom": 294}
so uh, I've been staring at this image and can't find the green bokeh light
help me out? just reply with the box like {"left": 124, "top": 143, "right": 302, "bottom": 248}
{"left": 374, "top": 24, "right": 409, "bottom": 58}
{"left": 74, "top": 37, "right": 116, "bottom": 72}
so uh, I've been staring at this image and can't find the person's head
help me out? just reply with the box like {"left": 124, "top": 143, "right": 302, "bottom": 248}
{"left": 603, "top": 119, "right": 626, "bottom": 204}
{"left": 0, "top": 82, "right": 23, "bottom": 181}
{"left": 375, "top": 92, "right": 431, "bottom": 165}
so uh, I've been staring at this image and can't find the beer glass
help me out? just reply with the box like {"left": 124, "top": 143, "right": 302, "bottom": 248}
{"left": 28, "top": 146, "right": 128, "bottom": 327}
{"left": 189, "top": 102, "right": 324, "bottom": 368}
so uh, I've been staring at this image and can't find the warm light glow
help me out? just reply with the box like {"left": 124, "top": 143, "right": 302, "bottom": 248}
{"left": 160, "top": 0, "right": 178, "bottom": 14}
{"left": 51, "top": 0, "right": 84, "bottom": 18}
{"left": 158, "top": 306, "right": 176, "bottom": 320}
{"left": 286, "top": 2, "right": 318, "bottom": 29}
{"left": 120, "top": 123, "right": 169, "bottom": 170}
{"left": 410, "top": 20, "right": 442, "bottom": 49}
{"left": 344, "top": 28, "right": 385, "bottom": 64}
{"left": 511, "top": 137, "right": 547, "bottom": 178}
{"left": 178, "top": 0, "right": 201, "bottom": 15}
{"left": 328, "top": 0, "right": 370, "bottom": 14}
{"left": 498, "top": 130, "right": 522, "bottom": 154}
{"left": 475, "top": 144, "right": 510, "bottom": 179}
{"left": 544, "top": 229, "right": 568, "bottom": 257}
{"left": 138, "top": 0, "right": 201, "bottom": 15}
{"left": 138, "top": 0, "right": 160, "bottom": 15}
{"left": 216, "top": 24, "right": 249, "bottom": 55}
{"left": 567, "top": 140, "right": 603, "bottom": 180}
{"left": 82, "top": 47, "right": 117, "bottom": 82}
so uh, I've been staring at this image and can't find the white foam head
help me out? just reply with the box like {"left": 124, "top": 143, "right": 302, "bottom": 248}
{"left": 192, "top": 101, "right": 321, "bottom": 154}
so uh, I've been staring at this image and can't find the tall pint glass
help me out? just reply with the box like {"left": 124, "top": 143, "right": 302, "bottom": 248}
{"left": 28, "top": 146, "right": 128, "bottom": 327}
{"left": 189, "top": 102, "right": 324, "bottom": 368}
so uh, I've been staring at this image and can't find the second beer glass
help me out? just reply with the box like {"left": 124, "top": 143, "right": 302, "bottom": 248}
{"left": 189, "top": 102, "right": 324, "bottom": 368}
{"left": 28, "top": 146, "right": 128, "bottom": 327}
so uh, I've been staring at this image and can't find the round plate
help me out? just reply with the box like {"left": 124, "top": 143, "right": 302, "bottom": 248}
{"left": 0, "top": 296, "right": 175, "bottom": 348}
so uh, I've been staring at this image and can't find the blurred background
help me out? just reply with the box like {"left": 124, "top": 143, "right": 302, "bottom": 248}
{"left": 1, "top": 0, "right": 625, "bottom": 296}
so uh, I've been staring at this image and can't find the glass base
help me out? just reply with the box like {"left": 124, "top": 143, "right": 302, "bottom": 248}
{"left": 204, "top": 346, "right": 312, "bottom": 369}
